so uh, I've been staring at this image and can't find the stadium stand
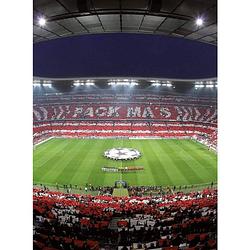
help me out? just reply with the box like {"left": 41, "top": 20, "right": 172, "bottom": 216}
{"left": 33, "top": 92, "right": 217, "bottom": 150}
{"left": 33, "top": 188, "right": 217, "bottom": 250}
{"left": 33, "top": 89, "right": 217, "bottom": 249}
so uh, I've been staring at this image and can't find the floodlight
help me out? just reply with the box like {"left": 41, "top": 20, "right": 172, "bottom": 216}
{"left": 206, "top": 85, "right": 214, "bottom": 88}
{"left": 166, "top": 83, "right": 172, "bottom": 87}
{"left": 43, "top": 83, "right": 51, "bottom": 87}
{"left": 196, "top": 17, "right": 203, "bottom": 26}
{"left": 43, "top": 80, "right": 52, "bottom": 84}
{"left": 38, "top": 17, "right": 46, "bottom": 27}
{"left": 85, "top": 82, "right": 94, "bottom": 86}
{"left": 152, "top": 83, "right": 161, "bottom": 87}
{"left": 195, "top": 84, "right": 204, "bottom": 88}
{"left": 108, "top": 81, "right": 116, "bottom": 86}
{"left": 116, "top": 81, "right": 129, "bottom": 85}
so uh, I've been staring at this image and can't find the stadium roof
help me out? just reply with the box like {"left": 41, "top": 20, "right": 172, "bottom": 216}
{"left": 33, "top": 0, "right": 217, "bottom": 45}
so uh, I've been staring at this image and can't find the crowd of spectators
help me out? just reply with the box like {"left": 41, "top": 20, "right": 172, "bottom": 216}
{"left": 33, "top": 92, "right": 217, "bottom": 151}
{"left": 33, "top": 188, "right": 217, "bottom": 250}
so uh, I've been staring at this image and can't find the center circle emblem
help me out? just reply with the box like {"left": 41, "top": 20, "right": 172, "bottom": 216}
{"left": 104, "top": 148, "right": 141, "bottom": 160}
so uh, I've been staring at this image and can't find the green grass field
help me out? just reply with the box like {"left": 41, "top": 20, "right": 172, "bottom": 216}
{"left": 33, "top": 138, "right": 217, "bottom": 187}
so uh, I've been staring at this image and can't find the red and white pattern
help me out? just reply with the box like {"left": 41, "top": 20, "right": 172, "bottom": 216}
{"left": 33, "top": 93, "right": 217, "bottom": 149}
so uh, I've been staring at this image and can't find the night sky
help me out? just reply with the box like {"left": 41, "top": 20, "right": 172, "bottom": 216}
{"left": 33, "top": 33, "right": 217, "bottom": 79}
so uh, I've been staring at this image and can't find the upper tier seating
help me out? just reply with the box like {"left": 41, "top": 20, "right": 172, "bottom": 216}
{"left": 33, "top": 92, "right": 217, "bottom": 124}
{"left": 34, "top": 93, "right": 217, "bottom": 106}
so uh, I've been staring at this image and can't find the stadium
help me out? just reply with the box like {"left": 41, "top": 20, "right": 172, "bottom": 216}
{"left": 33, "top": 1, "right": 217, "bottom": 250}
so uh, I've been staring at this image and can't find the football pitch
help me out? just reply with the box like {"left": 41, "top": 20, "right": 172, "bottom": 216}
{"left": 33, "top": 138, "right": 217, "bottom": 187}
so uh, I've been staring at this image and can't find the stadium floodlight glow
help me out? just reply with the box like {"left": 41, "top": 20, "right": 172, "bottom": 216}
{"left": 206, "top": 84, "right": 214, "bottom": 88}
{"left": 215, "top": 85, "right": 218, "bottom": 88}
{"left": 152, "top": 82, "right": 161, "bottom": 87}
{"left": 43, "top": 83, "right": 52, "bottom": 87}
{"left": 33, "top": 79, "right": 40, "bottom": 84}
{"left": 195, "top": 84, "right": 204, "bottom": 88}
{"left": 85, "top": 82, "right": 95, "bottom": 86}
{"left": 161, "top": 83, "right": 167, "bottom": 86}
{"left": 116, "top": 81, "right": 130, "bottom": 85}
{"left": 33, "top": 83, "right": 40, "bottom": 87}
{"left": 73, "top": 80, "right": 86, "bottom": 86}
{"left": 108, "top": 79, "right": 138, "bottom": 86}
{"left": 43, "top": 80, "right": 52, "bottom": 84}
{"left": 166, "top": 83, "right": 172, "bottom": 87}
{"left": 130, "top": 81, "right": 138, "bottom": 86}
{"left": 195, "top": 17, "right": 203, "bottom": 26}
{"left": 38, "top": 17, "right": 46, "bottom": 27}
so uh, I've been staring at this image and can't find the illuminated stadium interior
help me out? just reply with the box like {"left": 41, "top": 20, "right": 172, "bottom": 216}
{"left": 33, "top": 1, "right": 217, "bottom": 249}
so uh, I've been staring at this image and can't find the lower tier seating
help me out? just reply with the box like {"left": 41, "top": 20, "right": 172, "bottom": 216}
{"left": 33, "top": 121, "right": 217, "bottom": 150}
{"left": 33, "top": 188, "right": 217, "bottom": 250}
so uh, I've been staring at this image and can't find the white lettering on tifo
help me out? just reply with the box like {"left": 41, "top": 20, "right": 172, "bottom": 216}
{"left": 127, "top": 107, "right": 141, "bottom": 117}
{"left": 72, "top": 107, "right": 83, "bottom": 118}
{"left": 33, "top": 108, "right": 42, "bottom": 121}
{"left": 142, "top": 107, "right": 154, "bottom": 118}
{"left": 83, "top": 107, "right": 94, "bottom": 117}
{"left": 160, "top": 107, "right": 171, "bottom": 118}
{"left": 107, "top": 106, "right": 120, "bottom": 117}
{"left": 95, "top": 107, "right": 107, "bottom": 117}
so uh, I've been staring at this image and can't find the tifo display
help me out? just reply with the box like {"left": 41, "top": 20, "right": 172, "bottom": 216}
{"left": 33, "top": 92, "right": 217, "bottom": 151}
{"left": 104, "top": 147, "right": 141, "bottom": 160}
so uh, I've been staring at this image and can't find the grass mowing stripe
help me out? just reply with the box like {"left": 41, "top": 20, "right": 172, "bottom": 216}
{"left": 156, "top": 140, "right": 189, "bottom": 185}
{"left": 187, "top": 140, "right": 218, "bottom": 168}
{"left": 175, "top": 140, "right": 217, "bottom": 178}
{"left": 33, "top": 138, "right": 217, "bottom": 187}
{"left": 172, "top": 140, "right": 216, "bottom": 180}
{"left": 140, "top": 140, "right": 173, "bottom": 186}
{"left": 86, "top": 139, "right": 110, "bottom": 186}
{"left": 121, "top": 139, "right": 139, "bottom": 186}
{"left": 126, "top": 140, "right": 156, "bottom": 186}
{"left": 33, "top": 140, "right": 73, "bottom": 182}
{"left": 66, "top": 140, "right": 100, "bottom": 186}
{"left": 163, "top": 140, "right": 204, "bottom": 184}
{"left": 148, "top": 140, "right": 175, "bottom": 186}
{"left": 54, "top": 140, "right": 90, "bottom": 185}
{"left": 33, "top": 139, "right": 69, "bottom": 167}
{"left": 40, "top": 140, "right": 84, "bottom": 184}
{"left": 33, "top": 139, "right": 58, "bottom": 158}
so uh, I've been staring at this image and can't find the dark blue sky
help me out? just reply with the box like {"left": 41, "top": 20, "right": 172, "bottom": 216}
{"left": 33, "top": 33, "right": 217, "bottom": 79}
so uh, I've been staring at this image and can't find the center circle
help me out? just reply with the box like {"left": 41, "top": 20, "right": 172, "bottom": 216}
{"left": 104, "top": 147, "right": 141, "bottom": 161}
